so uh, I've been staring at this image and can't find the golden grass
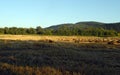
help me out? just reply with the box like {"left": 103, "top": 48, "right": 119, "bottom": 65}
{"left": 0, "top": 35, "right": 120, "bottom": 43}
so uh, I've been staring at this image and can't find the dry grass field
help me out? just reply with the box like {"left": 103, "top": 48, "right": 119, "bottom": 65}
{"left": 0, "top": 35, "right": 120, "bottom": 43}
{"left": 0, "top": 35, "right": 120, "bottom": 75}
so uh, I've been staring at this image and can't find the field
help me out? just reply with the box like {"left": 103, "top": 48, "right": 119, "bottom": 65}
{"left": 0, "top": 35, "right": 120, "bottom": 75}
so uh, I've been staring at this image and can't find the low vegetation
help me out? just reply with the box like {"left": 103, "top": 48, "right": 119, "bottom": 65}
{"left": 0, "top": 63, "right": 82, "bottom": 75}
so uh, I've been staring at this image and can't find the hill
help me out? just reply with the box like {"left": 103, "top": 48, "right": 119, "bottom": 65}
{"left": 47, "top": 21, "right": 120, "bottom": 32}
{"left": 0, "top": 21, "right": 119, "bottom": 37}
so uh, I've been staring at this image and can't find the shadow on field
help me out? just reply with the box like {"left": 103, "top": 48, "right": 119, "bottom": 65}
{"left": 0, "top": 40, "right": 120, "bottom": 75}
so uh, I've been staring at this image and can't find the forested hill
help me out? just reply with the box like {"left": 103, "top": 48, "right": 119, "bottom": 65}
{"left": 47, "top": 21, "right": 120, "bottom": 32}
{"left": 103, "top": 23, "right": 120, "bottom": 32}
{"left": 0, "top": 21, "right": 120, "bottom": 37}
{"left": 47, "top": 21, "right": 103, "bottom": 29}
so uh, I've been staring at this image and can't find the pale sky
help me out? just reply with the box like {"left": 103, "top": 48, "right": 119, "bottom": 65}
{"left": 0, "top": 0, "right": 120, "bottom": 28}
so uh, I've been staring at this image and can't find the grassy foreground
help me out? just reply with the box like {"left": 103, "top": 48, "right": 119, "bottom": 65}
{"left": 0, "top": 35, "right": 120, "bottom": 75}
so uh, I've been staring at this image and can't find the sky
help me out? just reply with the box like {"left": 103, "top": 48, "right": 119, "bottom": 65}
{"left": 0, "top": 0, "right": 120, "bottom": 28}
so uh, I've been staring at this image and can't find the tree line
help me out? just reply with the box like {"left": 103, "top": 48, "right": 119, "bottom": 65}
{"left": 0, "top": 26, "right": 118, "bottom": 37}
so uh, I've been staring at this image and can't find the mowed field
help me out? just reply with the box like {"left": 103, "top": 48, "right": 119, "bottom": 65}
{"left": 0, "top": 35, "right": 120, "bottom": 75}
{"left": 0, "top": 35, "right": 120, "bottom": 43}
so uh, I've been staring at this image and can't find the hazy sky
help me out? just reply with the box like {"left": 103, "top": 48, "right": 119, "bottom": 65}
{"left": 0, "top": 0, "right": 120, "bottom": 28}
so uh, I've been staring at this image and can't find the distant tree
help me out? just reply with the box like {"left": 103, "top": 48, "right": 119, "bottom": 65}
{"left": 26, "top": 28, "right": 36, "bottom": 34}
{"left": 0, "top": 28, "right": 4, "bottom": 34}
{"left": 44, "top": 29, "right": 53, "bottom": 35}
{"left": 0, "top": 26, "right": 118, "bottom": 36}
{"left": 53, "top": 26, "right": 72, "bottom": 35}
{"left": 8, "top": 27, "right": 18, "bottom": 34}
{"left": 36, "top": 26, "right": 44, "bottom": 34}
{"left": 4, "top": 27, "right": 9, "bottom": 34}
{"left": 16, "top": 28, "right": 27, "bottom": 34}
